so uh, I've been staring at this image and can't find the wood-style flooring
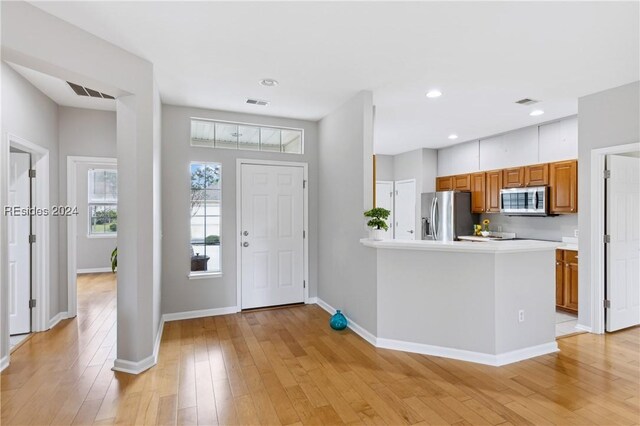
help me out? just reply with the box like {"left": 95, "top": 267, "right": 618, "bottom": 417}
{"left": 1, "top": 273, "right": 639, "bottom": 425}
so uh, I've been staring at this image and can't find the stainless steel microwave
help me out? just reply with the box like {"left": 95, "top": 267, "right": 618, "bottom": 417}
{"left": 500, "top": 186, "right": 549, "bottom": 216}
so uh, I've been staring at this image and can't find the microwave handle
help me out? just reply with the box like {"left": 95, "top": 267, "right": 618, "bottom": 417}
{"left": 534, "top": 190, "right": 538, "bottom": 209}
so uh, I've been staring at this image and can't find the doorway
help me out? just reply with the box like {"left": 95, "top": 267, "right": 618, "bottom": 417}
{"left": 8, "top": 150, "right": 32, "bottom": 346}
{"left": 394, "top": 179, "right": 416, "bottom": 240}
{"left": 237, "top": 160, "right": 308, "bottom": 310}
{"left": 375, "top": 180, "right": 394, "bottom": 238}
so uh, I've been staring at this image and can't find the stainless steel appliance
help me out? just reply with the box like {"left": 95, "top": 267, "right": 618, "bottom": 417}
{"left": 421, "top": 191, "right": 477, "bottom": 241}
{"left": 500, "top": 186, "right": 549, "bottom": 216}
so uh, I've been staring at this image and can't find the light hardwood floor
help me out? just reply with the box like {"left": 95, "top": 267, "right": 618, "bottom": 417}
{"left": 1, "top": 273, "right": 639, "bottom": 425}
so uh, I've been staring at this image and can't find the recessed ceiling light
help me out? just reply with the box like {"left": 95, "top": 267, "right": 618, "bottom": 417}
{"left": 530, "top": 109, "right": 545, "bottom": 116}
{"left": 259, "top": 78, "right": 279, "bottom": 87}
{"left": 426, "top": 90, "right": 442, "bottom": 98}
{"left": 448, "top": 134, "right": 458, "bottom": 140}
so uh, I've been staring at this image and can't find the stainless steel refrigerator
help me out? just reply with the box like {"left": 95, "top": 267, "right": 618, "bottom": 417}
{"left": 421, "top": 191, "right": 477, "bottom": 241}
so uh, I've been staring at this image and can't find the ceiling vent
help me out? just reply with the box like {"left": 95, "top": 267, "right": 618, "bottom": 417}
{"left": 515, "top": 98, "right": 539, "bottom": 106}
{"left": 246, "top": 98, "right": 270, "bottom": 106}
{"left": 67, "top": 81, "right": 115, "bottom": 99}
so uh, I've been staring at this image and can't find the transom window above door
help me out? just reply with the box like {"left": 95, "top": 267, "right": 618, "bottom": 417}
{"left": 191, "top": 118, "right": 303, "bottom": 154}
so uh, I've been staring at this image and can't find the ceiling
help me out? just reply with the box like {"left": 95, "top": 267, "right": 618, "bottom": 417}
{"left": 27, "top": 1, "right": 639, "bottom": 154}
{"left": 8, "top": 63, "right": 116, "bottom": 111}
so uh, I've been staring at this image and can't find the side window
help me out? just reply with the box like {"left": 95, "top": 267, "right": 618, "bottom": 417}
{"left": 190, "top": 162, "right": 221, "bottom": 274}
{"left": 88, "top": 169, "right": 117, "bottom": 236}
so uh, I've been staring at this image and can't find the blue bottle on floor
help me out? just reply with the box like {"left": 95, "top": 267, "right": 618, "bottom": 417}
{"left": 330, "top": 310, "right": 348, "bottom": 330}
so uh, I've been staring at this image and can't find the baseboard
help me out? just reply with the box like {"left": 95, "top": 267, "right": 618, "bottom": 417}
{"left": 0, "top": 355, "right": 9, "bottom": 372}
{"left": 315, "top": 298, "right": 377, "bottom": 346}
{"left": 77, "top": 267, "right": 112, "bottom": 274}
{"left": 575, "top": 323, "right": 592, "bottom": 333}
{"left": 305, "top": 297, "right": 318, "bottom": 304}
{"left": 162, "top": 306, "right": 239, "bottom": 322}
{"left": 112, "top": 317, "right": 165, "bottom": 375}
{"left": 494, "top": 342, "right": 559, "bottom": 366}
{"left": 48, "top": 311, "right": 70, "bottom": 329}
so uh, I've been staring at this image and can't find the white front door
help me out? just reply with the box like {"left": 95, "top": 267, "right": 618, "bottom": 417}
{"left": 240, "top": 164, "right": 305, "bottom": 309}
{"left": 9, "top": 152, "right": 31, "bottom": 335}
{"left": 395, "top": 179, "right": 416, "bottom": 240}
{"left": 375, "top": 181, "right": 394, "bottom": 238}
{"left": 606, "top": 154, "right": 640, "bottom": 332}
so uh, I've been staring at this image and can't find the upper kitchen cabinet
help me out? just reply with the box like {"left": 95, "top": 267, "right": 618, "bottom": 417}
{"left": 437, "top": 140, "right": 480, "bottom": 176}
{"left": 502, "top": 167, "right": 525, "bottom": 188}
{"left": 525, "top": 163, "right": 549, "bottom": 186}
{"left": 550, "top": 160, "right": 578, "bottom": 213}
{"left": 453, "top": 174, "right": 471, "bottom": 191}
{"left": 471, "top": 172, "right": 486, "bottom": 213}
{"left": 539, "top": 117, "right": 578, "bottom": 163}
{"left": 485, "top": 170, "right": 503, "bottom": 213}
{"left": 436, "top": 176, "right": 454, "bottom": 191}
{"left": 479, "top": 126, "right": 537, "bottom": 171}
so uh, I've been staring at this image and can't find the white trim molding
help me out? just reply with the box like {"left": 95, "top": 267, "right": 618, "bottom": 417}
{"left": 575, "top": 324, "right": 593, "bottom": 333}
{"left": 77, "top": 267, "right": 113, "bottom": 274}
{"left": 48, "top": 311, "right": 70, "bottom": 329}
{"left": 162, "top": 306, "right": 239, "bottom": 322}
{"left": 0, "top": 355, "right": 9, "bottom": 372}
{"left": 113, "top": 316, "right": 165, "bottom": 375}
{"left": 315, "top": 298, "right": 558, "bottom": 367}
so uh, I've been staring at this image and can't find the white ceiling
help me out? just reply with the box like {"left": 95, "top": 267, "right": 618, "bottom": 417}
{"left": 28, "top": 1, "right": 639, "bottom": 154}
{"left": 7, "top": 62, "right": 116, "bottom": 111}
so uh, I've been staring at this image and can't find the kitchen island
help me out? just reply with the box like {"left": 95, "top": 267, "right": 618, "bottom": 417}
{"left": 361, "top": 238, "right": 560, "bottom": 366}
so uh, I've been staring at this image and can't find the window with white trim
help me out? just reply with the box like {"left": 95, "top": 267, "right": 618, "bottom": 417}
{"left": 88, "top": 169, "right": 117, "bottom": 236}
{"left": 190, "top": 162, "right": 222, "bottom": 274}
{"left": 191, "top": 118, "right": 303, "bottom": 154}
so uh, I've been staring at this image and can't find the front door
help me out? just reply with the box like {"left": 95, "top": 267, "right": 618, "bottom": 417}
{"left": 606, "top": 154, "right": 640, "bottom": 331}
{"left": 9, "top": 152, "right": 31, "bottom": 335}
{"left": 395, "top": 179, "right": 416, "bottom": 240}
{"left": 240, "top": 164, "right": 304, "bottom": 309}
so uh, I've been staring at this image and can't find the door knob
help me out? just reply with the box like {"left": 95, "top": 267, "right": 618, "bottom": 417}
{"left": 243, "top": 231, "right": 249, "bottom": 236}
{"left": 243, "top": 242, "right": 249, "bottom": 247}
{"left": 408, "top": 230, "right": 414, "bottom": 234}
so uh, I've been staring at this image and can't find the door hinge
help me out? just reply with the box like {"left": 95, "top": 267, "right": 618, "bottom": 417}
{"left": 29, "top": 234, "right": 36, "bottom": 244}
{"left": 303, "top": 230, "right": 306, "bottom": 239}
{"left": 603, "top": 234, "right": 611, "bottom": 244}
{"left": 603, "top": 299, "right": 611, "bottom": 309}
{"left": 28, "top": 169, "right": 36, "bottom": 178}
{"left": 303, "top": 280, "right": 306, "bottom": 289}
{"left": 29, "top": 299, "right": 36, "bottom": 308}
{"left": 603, "top": 170, "right": 611, "bottom": 179}
{"left": 303, "top": 180, "right": 306, "bottom": 189}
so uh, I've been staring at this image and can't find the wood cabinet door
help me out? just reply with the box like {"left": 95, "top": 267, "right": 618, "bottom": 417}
{"left": 556, "top": 260, "right": 565, "bottom": 307}
{"left": 550, "top": 160, "right": 578, "bottom": 213}
{"left": 502, "top": 167, "right": 525, "bottom": 188}
{"left": 453, "top": 174, "right": 471, "bottom": 191}
{"left": 565, "top": 261, "right": 579, "bottom": 312}
{"left": 485, "top": 170, "right": 502, "bottom": 213}
{"left": 436, "top": 176, "right": 453, "bottom": 191}
{"left": 525, "top": 163, "right": 549, "bottom": 186}
{"left": 471, "top": 172, "right": 486, "bottom": 213}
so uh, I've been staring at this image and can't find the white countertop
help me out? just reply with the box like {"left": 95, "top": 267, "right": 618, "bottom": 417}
{"left": 361, "top": 238, "right": 561, "bottom": 253}
{"left": 557, "top": 244, "right": 578, "bottom": 251}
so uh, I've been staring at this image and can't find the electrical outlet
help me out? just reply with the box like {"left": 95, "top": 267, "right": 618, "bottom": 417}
{"left": 574, "top": 229, "right": 579, "bottom": 238}
{"left": 518, "top": 310, "right": 525, "bottom": 323}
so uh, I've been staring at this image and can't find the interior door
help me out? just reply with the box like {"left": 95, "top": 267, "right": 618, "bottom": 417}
{"left": 9, "top": 152, "right": 31, "bottom": 335}
{"left": 240, "top": 164, "right": 304, "bottom": 309}
{"left": 395, "top": 179, "right": 416, "bottom": 240}
{"left": 606, "top": 154, "right": 640, "bottom": 332}
{"left": 375, "top": 181, "right": 394, "bottom": 238}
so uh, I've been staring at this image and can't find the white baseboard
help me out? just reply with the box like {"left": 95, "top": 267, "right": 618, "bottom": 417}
{"left": 48, "top": 311, "right": 70, "bottom": 329}
{"left": 305, "top": 297, "right": 318, "bottom": 304}
{"left": 575, "top": 324, "right": 592, "bottom": 333}
{"left": 162, "top": 306, "right": 239, "bottom": 322}
{"left": 314, "top": 298, "right": 558, "bottom": 367}
{"left": 315, "top": 298, "right": 377, "bottom": 346}
{"left": 0, "top": 355, "right": 9, "bottom": 372}
{"left": 112, "top": 316, "right": 165, "bottom": 375}
{"left": 77, "top": 267, "right": 112, "bottom": 274}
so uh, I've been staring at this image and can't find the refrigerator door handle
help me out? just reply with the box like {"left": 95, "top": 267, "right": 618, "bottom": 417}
{"left": 431, "top": 197, "right": 438, "bottom": 240}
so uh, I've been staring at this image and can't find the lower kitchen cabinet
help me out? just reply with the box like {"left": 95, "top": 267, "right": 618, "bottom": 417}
{"left": 556, "top": 249, "right": 578, "bottom": 313}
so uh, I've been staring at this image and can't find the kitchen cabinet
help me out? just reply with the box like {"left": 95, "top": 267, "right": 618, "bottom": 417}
{"left": 485, "top": 170, "right": 502, "bottom": 213}
{"left": 550, "top": 160, "right": 578, "bottom": 213}
{"left": 525, "top": 163, "right": 549, "bottom": 186}
{"left": 453, "top": 174, "right": 471, "bottom": 191}
{"left": 556, "top": 249, "right": 578, "bottom": 313}
{"left": 471, "top": 172, "right": 486, "bottom": 213}
{"left": 436, "top": 176, "right": 453, "bottom": 191}
{"left": 502, "top": 167, "right": 525, "bottom": 188}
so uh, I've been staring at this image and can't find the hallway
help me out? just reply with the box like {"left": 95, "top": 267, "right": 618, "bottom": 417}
{"left": 1, "top": 272, "right": 639, "bottom": 425}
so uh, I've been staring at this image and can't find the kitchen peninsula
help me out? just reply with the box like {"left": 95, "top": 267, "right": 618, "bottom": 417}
{"left": 361, "top": 238, "right": 560, "bottom": 366}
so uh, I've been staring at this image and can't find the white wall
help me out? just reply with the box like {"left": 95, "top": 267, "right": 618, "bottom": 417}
{"left": 375, "top": 154, "right": 394, "bottom": 181}
{"left": 0, "top": 61, "right": 59, "bottom": 364}
{"left": 437, "top": 140, "right": 480, "bottom": 176}
{"left": 160, "top": 104, "right": 319, "bottom": 314}
{"left": 57, "top": 107, "right": 117, "bottom": 274}
{"left": 578, "top": 81, "right": 640, "bottom": 330}
{"left": 318, "top": 91, "right": 377, "bottom": 333}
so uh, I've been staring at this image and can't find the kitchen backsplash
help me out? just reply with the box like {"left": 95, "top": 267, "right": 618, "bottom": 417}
{"left": 478, "top": 213, "right": 578, "bottom": 241}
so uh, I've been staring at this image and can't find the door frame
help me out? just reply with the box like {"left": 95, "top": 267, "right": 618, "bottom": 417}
{"left": 67, "top": 156, "right": 117, "bottom": 318}
{"left": 236, "top": 159, "right": 309, "bottom": 310}
{"left": 394, "top": 178, "right": 417, "bottom": 240}
{"left": 2, "top": 133, "right": 50, "bottom": 336}
{"left": 375, "top": 180, "right": 395, "bottom": 238}
{"left": 590, "top": 142, "right": 640, "bottom": 334}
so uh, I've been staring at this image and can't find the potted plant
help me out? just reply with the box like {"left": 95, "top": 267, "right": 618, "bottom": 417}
{"left": 111, "top": 247, "right": 117, "bottom": 273}
{"left": 364, "top": 207, "right": 391, "bottom": 241}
